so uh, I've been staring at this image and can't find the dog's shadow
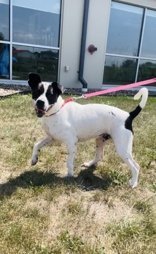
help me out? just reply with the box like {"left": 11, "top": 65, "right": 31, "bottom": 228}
{"left": 0, "top": 167, "right": 113, "bottom": 198}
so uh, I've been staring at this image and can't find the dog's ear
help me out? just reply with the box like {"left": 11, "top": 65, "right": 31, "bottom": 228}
{"left": 52, "top": 82, "right": 63, "bottom": 95}
{"left": 28, "top": 73, "right": 41, "bottom": 90}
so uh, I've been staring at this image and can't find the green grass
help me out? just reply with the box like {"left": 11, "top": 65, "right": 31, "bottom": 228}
{"left": 0, "top": 93, "right": 156, "bottom": 254}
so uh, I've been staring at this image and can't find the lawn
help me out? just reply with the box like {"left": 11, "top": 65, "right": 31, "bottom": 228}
{"left": 0, "top": 93, "right": 155, "bottom": 254}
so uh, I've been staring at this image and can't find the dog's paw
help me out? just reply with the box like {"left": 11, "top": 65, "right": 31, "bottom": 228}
{"left": 129, "top": 179, "right": 138, "bottom": 189}
{"left": 31, "top": 156, "right": 38, "bottom": 166}
{"left": 82, "top": 161, "right": 97, "bottom": 168}
{"left": 64, "top": 174, "right": 74, "bottom": 180}
{"left": 65, "top": 172, "right": 74, "bottom": 178}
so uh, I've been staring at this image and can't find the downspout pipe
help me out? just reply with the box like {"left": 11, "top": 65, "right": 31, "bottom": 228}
{"left": 78, "top": 0, "right": 90, "bottom": 92}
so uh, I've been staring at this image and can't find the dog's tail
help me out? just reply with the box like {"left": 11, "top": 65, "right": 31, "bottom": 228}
{"left": 130, "top": 87, "right": 148, "bottom": 119}
{"left": 125, "top": 88, "right": 148, "bottom": 132}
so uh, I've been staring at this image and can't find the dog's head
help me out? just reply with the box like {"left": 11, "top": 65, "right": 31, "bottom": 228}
{"left": 28, "top": 73, "right": 63, "bottom": 117}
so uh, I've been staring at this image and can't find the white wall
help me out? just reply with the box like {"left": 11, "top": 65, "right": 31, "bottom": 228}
{"left": 84, "top": 0, "right": 111, "bottom": 89}
{"left": 59, "top": 0, "right": 83, "bottom": 88}
{"left": 59, "top": 0, "right": 111, "bottom": 89}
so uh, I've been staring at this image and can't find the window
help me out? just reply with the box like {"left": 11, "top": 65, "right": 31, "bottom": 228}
{"left": 0, "top": 0, "right": 10, "bottom": 41}
{"left": 0, "top": 0, "right": 61, "bottom": 81}
{"left": 0, "top": 0, "right": 10, "bottom": 79}
{"left": 138, "top": 60, "right": 156, "bottom": 81}
{"left": 0, "top": 43, "right": 10, "bottom": 79}
{"left": 104, "top": 1, "right": 156, "bottom": 86}
{"left": 106, "top": 2, "right": 143, "bottom": 56}
{"left": 13, "top": 0, "right": 61, "bottom": 47}
{"left": 141, "top": 10, "right": 156, "bottom": 58}
{"left": 13, "top": 45, "right": 59, "bottom": 81}
{"left": 104, "top": 56, "right": 137, "bottom": 85}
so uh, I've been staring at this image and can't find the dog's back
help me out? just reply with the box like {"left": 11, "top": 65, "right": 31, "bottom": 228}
{"left": 52, "top": 102, "right": 129, "bottom": 141}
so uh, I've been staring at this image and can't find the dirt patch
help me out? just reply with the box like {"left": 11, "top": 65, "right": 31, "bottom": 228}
{"left": 0, "top": 88, "right": 20, "bottom": 96}
{"left": 43, "top": 192, "right": 140, "bottom": 246}
{"left": 0, "top": 84, "right": 30, "bottom": 97}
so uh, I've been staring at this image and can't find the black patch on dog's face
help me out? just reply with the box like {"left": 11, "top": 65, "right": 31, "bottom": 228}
{"left": 46, "top": 82, "right": 62, "bottom": 105}
{"left": 35, "top": 99, "right": 45, "bottom": 117}
{"left": 32, "top": 84, "right": 44, "bottom": 100}
{"left": 28, "top": 73, "right": 44, "bottom": 100}
{"left": 28, "top": 73, "right": 41, "bottom": 90}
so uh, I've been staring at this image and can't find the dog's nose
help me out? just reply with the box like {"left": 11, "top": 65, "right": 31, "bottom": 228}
{"left": 36, "top": 100, "right": 45, "bottom": 110}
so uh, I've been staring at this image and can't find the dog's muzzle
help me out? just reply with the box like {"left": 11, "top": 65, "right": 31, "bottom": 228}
{"left": 35, "top": 105, "right": 53, "bottom": 118}
{"left": 35, "top": 107, "right": 45, "bottom": 117}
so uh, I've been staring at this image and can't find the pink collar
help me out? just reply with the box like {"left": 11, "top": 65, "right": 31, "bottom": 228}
{"left": 61, "top": 97, "right": 74, "bottom": 107}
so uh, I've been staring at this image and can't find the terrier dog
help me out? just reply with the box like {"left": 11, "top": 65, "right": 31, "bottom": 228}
{"left": 28, "top": 73, "right": 148, "bottom": 188}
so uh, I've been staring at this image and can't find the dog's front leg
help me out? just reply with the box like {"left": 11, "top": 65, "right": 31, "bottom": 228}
{"left": 65, "top": 139, "right": 77, "bottom": 177}
{"left": 31, "top": 136, "right": 53, "bottom": 165}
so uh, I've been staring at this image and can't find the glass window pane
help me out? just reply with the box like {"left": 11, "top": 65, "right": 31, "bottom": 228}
{"left": 103, "top": 56, "right": 137, "bottom": 85}
{"left": 106, "top": 2, "right": 143, "bottom": 56}
{"left": 0, "top": 0, "right": 9, "bottom": 41}
{"left": 141, "top": 10, "right": 156, "bottom": 58}
{"left": 138, "top": 60, "right": 156, "bottom": 85}
{"left": 0, "top": 43, "right": 10, "bottom": 79}
{"left": 12, "top": 45, "right": 58, "bottom": 81}
{"left": 13, "top": 0, "right": 61, "bottom": 47}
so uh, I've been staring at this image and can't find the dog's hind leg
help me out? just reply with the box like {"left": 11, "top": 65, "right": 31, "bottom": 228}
{"left": 83, "top": 136, "right": 104, "bottom": 168}
{"left": 31, "top": 136, "right": 53, "bottom": 165}
{"left": 113, "top": 130, "right": 140, "bottom": 188}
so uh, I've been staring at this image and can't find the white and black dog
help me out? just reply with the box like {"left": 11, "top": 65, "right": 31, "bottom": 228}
{"left": 28, "top": 73, "right": 148, "bottom": 188}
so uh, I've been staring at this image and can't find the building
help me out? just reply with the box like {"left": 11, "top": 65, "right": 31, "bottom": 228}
{"left": 0, "top": 0, "right": 156, "bottom": 91}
